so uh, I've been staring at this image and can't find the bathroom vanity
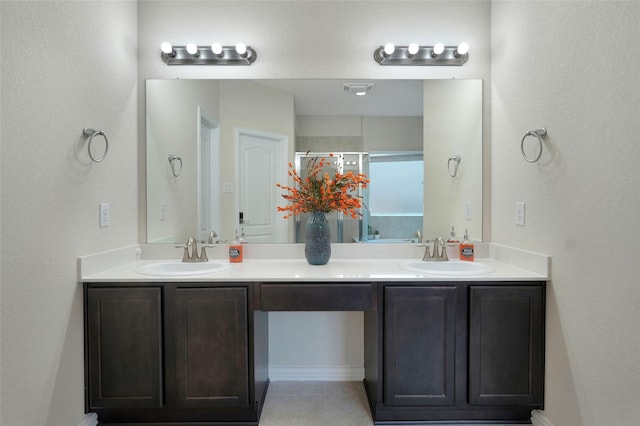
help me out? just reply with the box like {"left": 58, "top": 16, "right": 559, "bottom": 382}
{"left": 80, "top": 244, "right": 548, "bottom": 425}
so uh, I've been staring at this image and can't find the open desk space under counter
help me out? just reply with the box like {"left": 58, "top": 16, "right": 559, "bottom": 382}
{"left": 79, "top": 243, "right": 549, "bottom": 425}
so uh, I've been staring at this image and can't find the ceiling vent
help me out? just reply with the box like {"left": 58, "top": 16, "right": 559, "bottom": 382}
{"left": 343, "top": 82, "right": 375, "bottom": 96}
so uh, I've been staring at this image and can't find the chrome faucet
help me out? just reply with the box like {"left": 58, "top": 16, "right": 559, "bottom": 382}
{"left": 414, "top": 230, "right": 423, "bottom": 244}
{"left": 208, "top": 231, "right": 218, "bottom": 244}
{"left": 207, "top": 230, "right": 227, "bottom": 244}
{"left": 176, "top": 236, "right": 215, "bottom": 263}
{"left": 418, "top": 236, "right": 450, "bottom": 262}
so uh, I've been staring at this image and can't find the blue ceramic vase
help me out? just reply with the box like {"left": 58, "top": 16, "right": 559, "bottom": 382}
{"left": 305, "top": 211, "right": 331, "bottom": 265}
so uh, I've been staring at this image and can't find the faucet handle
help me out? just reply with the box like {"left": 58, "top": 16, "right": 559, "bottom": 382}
{"left": 199, "top": 246, "right": 209, "bottom": 262}
{"left": 174, "top": 244, "right": 190, "bottom": 262}
{"left": 440, "top": 244, "right": 450, "bottom": 261}
{"left": 199, "top": 244, "right": 216, "bottom": 262}
{"left": 417, "top": 243, "right": 432, "bottom": 261}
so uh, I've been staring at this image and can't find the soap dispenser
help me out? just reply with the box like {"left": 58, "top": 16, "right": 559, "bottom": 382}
{"left": 229, "top": 229, "right": 243, "bottom": 263}
{"left": 447, "top": 226, "right": 460, "bottom": 259}
{"left": 459, "top": 229, "right": 474, "bottom": 262}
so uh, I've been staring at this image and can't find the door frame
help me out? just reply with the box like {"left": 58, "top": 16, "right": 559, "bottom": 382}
{"left": 197, "top": 106, "right": 221, "bottom": 242}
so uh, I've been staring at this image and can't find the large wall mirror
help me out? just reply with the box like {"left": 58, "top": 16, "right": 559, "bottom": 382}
{"left": 146, "top": 79, "right": 482, "bottom": 244}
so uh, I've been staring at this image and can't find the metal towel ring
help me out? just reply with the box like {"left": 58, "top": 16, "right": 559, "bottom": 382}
{"left": 168, "top": 154, "right": 183, "bottom": 177}
{"left": 448, "top": 155, "right": 461, "bottom": 177}
{"left": 82, "top": 127, "right": 109, "bottom": 163}
{"left": 521, "top": 128, "right": 547, "bottom": 163}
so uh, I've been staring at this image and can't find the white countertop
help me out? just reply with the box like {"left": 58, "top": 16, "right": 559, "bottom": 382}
{"left": 79, "top": 243, "right": 549, "bottom": 283}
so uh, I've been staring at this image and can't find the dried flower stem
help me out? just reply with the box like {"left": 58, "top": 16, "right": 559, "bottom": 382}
{"left": 276, "top": 153, "right": 369, "bottom": 219}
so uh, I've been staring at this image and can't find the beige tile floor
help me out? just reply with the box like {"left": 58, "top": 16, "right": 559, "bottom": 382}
{"left": 258, "top": 381, "right": 526, "bottom": 426}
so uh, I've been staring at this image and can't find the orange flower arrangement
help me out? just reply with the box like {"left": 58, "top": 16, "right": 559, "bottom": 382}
{"left": 276, "top": 153, "right": 369, "bottom": 219}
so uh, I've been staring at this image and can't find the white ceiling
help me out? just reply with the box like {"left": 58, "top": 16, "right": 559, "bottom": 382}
{"left": 255, "top": 79, "right": 423, "bottom": 117}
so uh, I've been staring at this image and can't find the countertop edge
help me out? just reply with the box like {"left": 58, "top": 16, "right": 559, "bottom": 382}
{"left": 80, "top": 257, "right": 548, "bottom": 284}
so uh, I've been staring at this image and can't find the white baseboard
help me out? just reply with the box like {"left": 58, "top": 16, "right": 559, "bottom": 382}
{"left": 269, "top": 366, "right": 364, "bottom": 381}
{"left": 78, "top": 412, "right": 98, "bottom": 426}
{"left": 531, "top": 410, "right": 555, "bottom": 426}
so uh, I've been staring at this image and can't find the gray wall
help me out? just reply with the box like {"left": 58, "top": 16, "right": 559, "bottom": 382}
{"left": 1, "top": 2, "right": 138, "bottom": 425}
{"left": 491, "top": 2, "right": 640, "bottom": 425}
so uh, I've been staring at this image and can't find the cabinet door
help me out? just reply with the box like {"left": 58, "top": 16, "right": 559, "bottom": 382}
{"left": 86, "top": 287, "right": 163, "bottom": 409}
{"left": 469, "top": 285, "right": 544, "bottom": 406}
{"left": 384, "top": 286, "right": 457, "bottom": 406}
{"left": 174, "top": 287, "right": 249, "bottom": 409}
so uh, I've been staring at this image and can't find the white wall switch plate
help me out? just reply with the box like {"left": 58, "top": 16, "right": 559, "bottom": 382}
{"left": 99, "top": 203, "right": 110, "bottom": 227}
{"left": 160, "top": 202, "right": 166, "bottom": 221}
{"left": 465, "top": 202, "right": 473, "bottom": 221}
{"left": 515, "top": 202, "right": 525, "bottom": 226}
{"left": 223, "top": 182, "right": 233, "bottom": 193}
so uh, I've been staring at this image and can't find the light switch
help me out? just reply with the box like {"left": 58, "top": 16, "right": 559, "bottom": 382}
{"left": 99, "top": 203, "right": 110, "bottom": 227}
{"left": 515, "top": 202, "right": 525, "bottom": 226}
{"left": 465, "top": 202, "right": 473, "bottom": 221}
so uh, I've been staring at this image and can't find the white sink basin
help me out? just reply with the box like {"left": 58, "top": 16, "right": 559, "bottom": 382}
{"left": 136, "top": 260, "right": 230, "bottom": 277}
{"left": 400, "top": 260, "right": 493, "bottom": 276}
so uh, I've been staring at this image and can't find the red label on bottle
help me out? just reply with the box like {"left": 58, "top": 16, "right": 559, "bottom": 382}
{"left": 460, "top": 244, "right": 474, "bottom": 261}
{"left": 229, "top": 245, "right": 243, "bottom": 262}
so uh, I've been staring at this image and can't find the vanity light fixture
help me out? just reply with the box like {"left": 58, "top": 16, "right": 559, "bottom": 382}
{"left": 160, "top": 42, "right": 257, "bottom": 65}
{"left": 160, "top": 42, "right": 175, "bottom": 57}
{"left": 431, "top": 43, "right": 445, "bottom": 57}
{"left": 211, "top": 43, "right": 223, "bottom": 56}
{"left": 185, "top": 43, "right": 199, "bottom": 56}
{"left": 382, "top": 43, "right": 396, "bottom": 58}
{"left": 235, "top": 42, "right": 248, "bottom": 57}
{"left": 455, "top": 43, "right": 469, "bottom": 57}
{"left": 407, "top": 43, "right": 420, "bottom": 57}
{"left": 374, "top": 42, "right": 469, "bottom": 66}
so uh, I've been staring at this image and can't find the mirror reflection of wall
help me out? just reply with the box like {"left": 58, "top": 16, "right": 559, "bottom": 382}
{"left": 145, "top": 80, "right": 220, "bottom": 244}
{"left": 423, "top": 79, "right": 483, "bottom": 241}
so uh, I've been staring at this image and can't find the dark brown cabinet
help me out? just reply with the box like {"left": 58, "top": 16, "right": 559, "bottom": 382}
{"left": 365, "top": 281, "right": 545, "bottom": 423}
{"left": 469, "top": 285, "right": 544, "bottom": 407}
{"left": 85, "top": 287, "right": 163, "bottom": 410}
{"left": 383, "top": 286, "right": 457, "bottom": 406}
{"left": 85, "top": 280, "right": 543, "bottom": 425}
{"left": 174, "top": 287, "right": 249, "bottom": 409}
{"left": 84, "top": 283, "right": 268, "bottom": 426}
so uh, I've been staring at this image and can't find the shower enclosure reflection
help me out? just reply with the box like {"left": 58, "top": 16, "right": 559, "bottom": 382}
{"left": 292, "top": 151, "right": 424, "bottom": 243}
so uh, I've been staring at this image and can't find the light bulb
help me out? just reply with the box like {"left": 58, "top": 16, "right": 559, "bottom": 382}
{"left": 407, "top": 43, "right": 419, "bottom": 56}
{"left": 456, "top": 42, "right": 469, "bottom": 56}
{"left": 235, "top": 42, "right": 247, "bottom": 56}
{"left": 211, "top": 43, "right": 223, "bottom": 55}
{"left": 186, "top": 43, "right": 198, "bottom": 55}
{"left": 160, "top": 42, "right": 173, "bottom": 54}
{"left": 383, "top": 43, "right": 395, "bottom": 56}
{"left": 433, "top": 43, "right": 445, "bottom": 55}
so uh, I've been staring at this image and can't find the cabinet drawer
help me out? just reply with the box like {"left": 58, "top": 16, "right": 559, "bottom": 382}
{"left": 258, "top": 283, "right": 374, "bottom": 311}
